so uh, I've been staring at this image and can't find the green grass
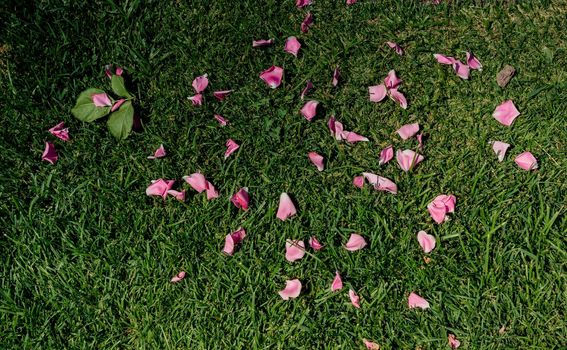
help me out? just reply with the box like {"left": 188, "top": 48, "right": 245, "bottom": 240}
{"left": 1, "top": 0, "right": 566, "bottom": 348}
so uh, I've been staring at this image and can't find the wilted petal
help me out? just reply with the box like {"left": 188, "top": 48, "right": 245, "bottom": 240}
{"left": 170, "top": 271, "right": 186, "bottom": 283}
{"left": 231, "top": 187, "right": 250, "bottom": 210}
{"left": 111, "top": 98, "right": 126, "bottom": 112}
{"left": 213, "top": 90, "right": 233, "bottom": 101}
{"left": 386, "top": 41, "right": 404, "bottom": 56}
{"left": 277, "top": 192, "right": 297, "bottom": 221}
{"left": 375, "top": 176, "right": 397, "bottom": 194}
{"left": 379, "top": 145, "right": 394, "bottom": 165}
{"left": 166, "top": 190, "right": 186, "bottom": 201}
{"left": 284, "top": 36, "right": 301, "bottom": 57}
{"left": 41, "top": 141, "right": 58, "bottom": 164}
{"left": 183, "top": 173, "right": 208, "bottom": 193}
{"left": 353, "top": 176, "right": 364, "bottom": 188}
{"left": 493, "top": 100, "right": 520, "bottom": 126}
{"left": 328, "top": 117, "right": 344, "bottom": 140}
{"left": 396, "top": 149, "right": 424, "bottom": 171}
{"left": 252, "top": 39, "right": 274, "bottom": 47}
{"left": 408, "top": 292, "right": 430, "bottom": 309}
{"left": 397, "top": 123, "right": 420, "bottom": 140}
{"left": 308, "top": 152, "right": 324, "bottom": 171}
{"left": 332, "top": 66, "right": 340, "bottom": 87}
{"left": 452, "top": 60, "right": 470, "bottom": 79}
{"left": 146, "top": 179, "right": 175, "bottom": 199}
{"left": 389, "top": 88, "right": 408, "bottom": 109}
{"left": 48, "top": 122, "right": 70, "bottom": 142}
{"left": 300, "top": 100, "right": 319, "bottom": 121}
{"left": 260, "top": 66, "right": 284, "bottom": 88}
{"left": 344, "top": 233, "right": 367, "bottom": 251}
{"left": 433, "top": 53, "right": 456, "bottom": 65}
{"left": 349, "top": 289, "right": 361, "bottom": 308}
{"left": 308, "top": 236, "right": 324, "bottom": 250}
{"left": 448, "top": 334, "right": 461, "bottom": 349}
{"left": 466, "top": 51, "right": 482, "bottom": 71}
{"left": 490, "top": 141, "right": 510, "bottom": 162}
{"left": 417, "top": 230, "right": 436, "bottom": 253}
{"left": 295, "top": 0, "right": 311, "bottom": 8}
{"left": 214, "top": 114, "right": 229, "bottom": 126}
{"left": 363, "top": 339, "right": 380, "bottom": 350}
{"left": 278, "top": 279, "right": 302, "bottom": 300}
{"left": 223, "top": 227, "right": 246, "bottom": 256}
{"left": 515, "top": 151, "right": 538, "bottom": 170}
{"left": 384, "top": 70, "right": 402, "bottom": 89}
{"left": 285, "top": 239, "right": 306, "bottom": 262}
{"left": 192, "top": 74, "right": 209, "bottom": 93}
{"left": 92, "top": 93, "right": 112, "bottom": 107}
{"left": 188, "top": 93, "right": 203, "bottom": 106}
{"left": 331, "top": 271, "right": 343, "bottom": 291}
{"left": 343, "top": 131, "right": 369, "bottom": 143}
{"left": 301, "top": 80, "right": 314, "bottom": 100}
{"left": 301, "top": 12, "right": 314, "bottom": 33}
{"left": 369, "top": 84, "right": 387, "bottom": 102}
{"left": 225, "top": 139, "right": 240, "bottom": 159}
{"left": 147, "top": 144, "right": 166, "bottom": 159}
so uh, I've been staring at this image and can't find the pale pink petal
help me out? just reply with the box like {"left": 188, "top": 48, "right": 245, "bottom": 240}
{"left": 170, "top": 271, "right": 186, "bottom": 283}
{"left": 214, "top": 114, "right": 229, "bottom": 126}
{"left": 349, "top": 289, "right": 361, "bottom": 308}
{"left": 301, "top": 12, "right": 314, "bottom": 33}
{"left": 331, "top": 271, "right": 343, "bottom": 291}
{"left": 417, "top": 132, "right": 424, "bottom": 150}
{"left": 452, "top": 60, "right": 470, "bottom": 79}
{"left": 427, "top": 195, "right": 456, "bottom": 224}
{"left": 111, "top": 98, "right": 126, "bottom": 112}
{"left": 182, "top": 173, "right": 208, "bottom": 193}
{"left": 308, "top": 236, "right": 324, "bottom": 250}
{"left": 369, "top": 84, "right": 387, "bottom": 103}
{"left": 277, "top": 192, "right": 297, "bottom": 221}
{"left": 225, "top": 139, "right": 240, "bottom": 159}
{"left": 448, "top": 334, "right": 461, "bottom": 349}
{"left": 284, "top": 36, "right": 301, "bottom": 57}
{"left": 192, "top": 74, "right": 209, "bottom": 93}
{"left": 437, "top": 194, "right": 456, "bottom": 213}
{"left": 213, "top": 90, "right": 233, "bottom": 101}
{"left": 363, "top": 339, "right": 380, "bottom": 350}
{"left": 396, "top": 149, "right": 424, "bottom": 172}
{"left": 344, "top": 233, "right": 367, "bottom": 251}
{"left": 147, "top": 144, "right": 166, "bottom": 159}
{"left": 408, "top": 292, "right": 430, "bottom": 309}
{"left": 490, "top": 141, "right": 510, "bottom": 162}
{"left": 48, "top": 122, "right": 70, "bottom": 142}
{"left": 397, "top": 123, "right": 420, "bottom": 140}
{"left": 260, "top": 66, "right": 284, "bottom": 89}
{"left": 375, "top": 176, "right": 397, "bottom": 194}
{"left": 285, "top": 240, "right": 305, "bottom": 262}
{"left": 379, "top": 145, "right": 394, "bottom": 165}
{"left": 386, "top": 41, "right": 404, "bottom": 56}
{"left": 493, "top": 100, "right": 520, "bottom": 126}
{"left": 300, "top": 80, "right": 314, "bottom": 100}
{"left": 328, "top": 117, "right": 345, "bottom": 140}
{"left": 308, "top": 152, "right": 324, "bottom": 171}
{"left": 433, "top": 53, "right": 456, "bottom": 65}
{"left": 188, "top": 93, "right": 203, "bottom": 106}
{"left": 389, "top": 88, "right": 408, "bottom": 109}
{"left": 252, "top": 39, "right": 274, "bottom": 47}
{"left": 362, "top": 172, "right": 378, "bottom": 186}
{"left": 146, "top": 179, "right": 174, "bottom": 199}
{"left": 343, "top": 131, "right": 369, "bottom": 143}
{"left": 384, "top": 70, "right": 402, "bottom": 89}
{"left": 205, "top": 181, "right": 219, "bottom": 200}
{"left": 41, "top": 141, "right": 58, "bottom": 164}
{"left": 332, "top": 66, "right": 340, "bottom": 87}
{"left": 166, "top": 190, "right": 186, "bottom": 201}
{"left": 231, "top": 187, "right": 250, "bottom": 210}
{"left": 223, "top": 227, "right": 246, "bottom": 256}
{"left": 417, "top": 230, "right": 436, "bottom": 253}
{"left": 278, "top": 279, "right": 301, "bottom": 300}
{"left": 466, "top": 51, "right": 482, "bottom": 71}
{"left": 91, "top": 93, "right": 112, "bottom": 107}
{"left": 515, "top": 151, "right": 538, "bottom": 170}
{"left": 300, "top": 100, "right": 319, "bottom": 121}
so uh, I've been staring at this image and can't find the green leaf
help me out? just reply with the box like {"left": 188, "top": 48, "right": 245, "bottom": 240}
{"left": 111, "top": 75, "right": 132, "bottom": 98}
{"left": 107, "top": 101, "right": 134, "bottom": 139}
{"left": 71, "top": 88, "right": 111, "bottom": 122}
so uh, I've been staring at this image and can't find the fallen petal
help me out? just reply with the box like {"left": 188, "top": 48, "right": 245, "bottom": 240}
{"left": 278, "top": 279, "right": 301, "bottom": 300}
{"left": 284, "top": 36, "right": 301, "bottom": 57}
{"left": 343, "top": 131, "right": 369, "bottom": 143}
{"left": 41, "top": 141, "right": 58, "bottom": 164}
{"left": 300, "top": 80, "right": 314, "bottom": 100}
{"left": 213, "top": 90, "right": 233, "bottom": 101}
{"left": 379, "top": 145, "right": 394, "bottom": 165}
{"left": 396, "top": 149, "right": 424, "bottom": 171}
{"left": 331, "top": 271, "right": 343, "bottom": 291}
{"left": 448, "top": 334, "right": 461, "bottom": 349}
{"left": 225, "top": 139, "right": 240, "bottom": 159}
{"left": 417, "top": 133, "right": 424, "bottom": 150}
{"left": 427, "top": 194, "right": 456, "bottom": 224}
{"left": 205, "top": 181, "right": 219, "bottom": 200}
{"left": 285, "top": 239, "right": 306, "bottom": 262}
{"left": 408, "top": 292, "right": 430, "bottom": 309}
{"left": 192, "top": 74, "right": 209, "bottom": 93}
{"left": 167, "top": 190, "right": 186, "bottom": 201}
{"left": 493, "top": 100, "right": 520, "bottom": 126}
{"left": 188, "top": 93, "right": 203, "bottom": 106}
{"left": 308, "top": 236, "right": 324, "bottom": 250}
{"left": 417, "top": 231, "right": 436, "bottom": 253}
{"left": 433, "top": 53, "right": 456, "bottom": 65}
{"left": 515, "top": 151, "right": 538, "bottom": 170}
{"left": 332, "top": 66, "right": 340, "bottom": 87}
{"left": 183, "top": 173, "right": 208, "bottom": 193}
{"left": 397, "top": 123, "right": 420, "bottom": 140}
{"left": 452, "top": 60, "right": 470, "bottom": 79}
{"left": 277, "top": 192, "right": 297, "bottom": 221}
{"left": 301, "top": 12, "right": 314, "bottom": 33}
{"left": 147, "top": 144, "right": 166, "bottom": 159}
{"left": 231, "top": 187, "right": 250, "bottom": 210}
{"left": 146, "top": 179, "right": 175, "bottom": 199}
{"left": 389, "top": 88, "right": 408, "bottom": 109}
{"left": 344, "top": 233, "right": 367, "bottom": 251}
{"left": 260, "top": 66, "right": 284, "bottom": 89}
{"left": 295, "top": 0, "right": 311, "bottom": 8}
{"left": 223, "top": 227, "right": 246, "bottom": 255}
{"left": 252, "top": 39, "right": 274, "bottom": 47}
{"left": 353, "top": 176, "right": 365, "bottom": 189}
{"left": 170, "top": 271, "right": 186, "bottom": 283}
{"left": 362, "top": 172, "right": 378, "bottom": 186}
{"left": 490, "top": 141, "right": 510, "bottom": 162}
{"left": 375, "top": 176, "right": 397, "bottom": 194}
{"left": 466, "top": 51, "right": 482, "bottom": 71}
{"left": 384, "top": 70, "right": 402, "bottom": 89}
{"left": 214, "top": 114, "right": 229, "bottom": 126}
{"left": 386, "top": 41, "right": 404, "bottom": 56}
{"left": 308, "top": 152, "right": 324, "bottom": 171}
{"left": 48, "top": 122, "right": 70, "bottom": 142}
{"left": 92, "top": 92, "right": 112, "bottom": 107}
{"left": 328, "top": 117, "right": 344, "bottom": 140}
{"left": 363, "top": 339, "right": 380, "bottom": 350}
{"left": 349, "top": 289, "right": 361, "bottom": 308}
{"left": 300, "top": 100, "right": 319, "bottom": 121}
{"left": 369, "top": 84, "right": 387, "bottom": 103}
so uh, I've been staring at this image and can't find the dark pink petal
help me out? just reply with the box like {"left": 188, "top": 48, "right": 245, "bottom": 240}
{"left": 349, "top": 289, "right": 361, "bottom": 308}
{"left": 490, "top": 141, "right": 510, "bottom": 162}
{"left": 41, "top": 141, "right": 58, "bottom": 164}
{"left": 386, "top": 41, "right": 404, "bottom": 56}
{"left": 111, "top": 98, "right": 126, "bottom": 112}
{"left": 397, "top": 123, "right": 419, "bottom": 140}
{"left": 170, "top": 271, "right": 186, "bottom": 283}
{"left": 285, "top": 239, "right": 305, "bottom": 262}
{"left": 308, "top": 236, "right": 324, "bottom": 250}
{"left": 48, "top": 122, "right": 70, "bottom": 142}
{"left": 300, "top": 100, "right": 319, "bottom": 121}
{"left": 396, "top": 149, "right": 424, "bottom": 171}
{"left": 343, "top": 131, "right": 369, "bottom": 143}
{"left": 213, "top": 90, "right": 233, "bottom": 101}
{"left": 92, "top": 93, "right": 112, "bottom": 107}
{"left": 379, "top": 145, "right": 394, "bottom": 165}
{"left": 344, "top": 233, "right": 367, "bottom": 251}
{"left": 230, "top": 187, "right": 250, "bottom": 210}
{"left": 389, "top": 88, "right": 408, "bottom": 109}
{"left": 332, "top": 66, "right": 340, "bottom": 87}
{"left": 167, "top": 190, "right": 186, "bottom": 202}
{"left": 466, "top": 51, "right": 482, "bottom": 71}
{"left": 515, "top": 151, "right": 538, "bottom": 170}
{"left": 147, "top": 144, "right": 166, "bottom": 159}
{"left": 328, "top": 117, "right": 345, "bottom": 140}
{"left": 277, "top": 192, "right": 297, "bottom": 221}
{"left": 308, "top": 152, "right": 324, "bottom": 171}
{"left": 353, "top": 176, "right": 364, "bottom": 188}
{"left": 384, "top": 70, "right": 402, "bottom": 89}
{"left": 225, "top": 139, "right": 240, "bottom": 159}
{"left": 331, "top": 271, "right": 343, "bottom": 291}
{"left": 188, "top": 93, "right": 203, "bottom": 106}
{"left": 408, "top": 292, "right": 430, "bottom": 309}
{"left": 284, "top": 36, "right": 301, "bottom": 57}
{"left": 493, "top": 100, "right": 520, "bottom": 126}
{"left": 278, "top": 279, "right": 301, "bottom": 300}
{"left": 222, "top": 227, "right": 246, "bottom": 256}
{"left": 452, "top": 60, "right": 470, "bottom": 79}
{"left": 375, "top": 176, "right": 397, "bottom": 194}
{"left": 433, "top": 53, "right": 456, "bottom": 65}
{"left": 146, "top": 179, "right": 175, "bottom": 199}
{"left": 214, "top": 114, "right": 229, "bottom": 126}
{"left": 369, "top": 84, "right": 387, "bottom": 103}
{"left": 192, "top": 74, "right": 209, "bottom": 93}
{"left": 363, "top": 339, "right": 380, "bottom": 350}
{"left": 448, "top": 334, "right": 461, "bottom": 349}
{"left": 252, "top": 39, "right": 274, "bottom": 47}
{"left": 301, "top": 80, "right": 314, "bottom": 100}
{"left": 417, "top": 230, "right": 436, "bottom": 253}
{"left": 260, "top": 66, "right": 284, "bottom": 88}
{"left": 115, "top": 66, "right": 123, "bottom": 76}
{"left": 301, "top": 12, "right": 314, "bottom": 33}
{"left": 295, "top": 0, "right": 312, "bottom": 8}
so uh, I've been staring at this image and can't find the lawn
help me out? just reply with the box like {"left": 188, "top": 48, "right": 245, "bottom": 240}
{"left": 1, "top": 0, "right": 566, "bottom": 348}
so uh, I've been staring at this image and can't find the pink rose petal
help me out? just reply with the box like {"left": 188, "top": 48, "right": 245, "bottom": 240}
{"left": 353, "top": 176, "right": 364, "bottom": 188}
{"left": 231, "top": 187, "right": 250, "bottom": 211}
{"left": 452, "top": 60, "right": 470, "bottom": 80}
{"left": 396, "top": 149, "right": 424, "bottom": 172}
{"left": 214, "top": 114, "right": 229, "bottom": 126}
{"left": 147, "top": 144, "right": 166, "bottom": 159}
{"left": 285, "top": 239, "right": 306, "bottom": 262}
{"left": 166, "top": 190, "right": 186, "bottom": 202}
{"left": 389, "top": 88, "right": 408, "bottom": 109}
{"left": 295, "top": 0, "right": 311, "bottom": 8}
{"left": 362, "top": 172, "right": 378, "bottom": 186}
{"left": 331, "top": 271, "right": 343, "bottom": 291}
{"left": 252, "top": 39, "right": 274, "bottom": 47}
{"left": 397, "top": 123, "right": 420, "bottom": 140}
{"left": 213, "top": 90, "right": 233, "bottom": 101}
{"left": 363, "top": 339, "right": 380, "bottom": 349}
{"left": 375, "top": 176, "right": 397, "bottom": 194}
{"left": 277, "top": 192, "right": 297, "bottom": 221}
{"left": 188, "top": 93, "right": 203, "bottom": 106}
{"left": 417, "top": 230, "right": 436, "bottom": 253}
{"left": 225, "top": 139, "right": 240, "bottom": 159}
{"left": 260, "top": 66, "right": 284, "bottom": 89}
{"left": 300, "top": 100, "right": 319, "bottom": 121}
{"left": 308, "top": 152, "right": 324, "bottom": 171}
{"left": 433, "top": 53, "right": 456, "bottom": 65}
{"left": 369, "top": 84, "right": 387, "bottom": 103}
{"left": 284, "top": 36, "right": 301, "bottom": 57}
{"left": 332, "top": 66, "right": 340, "bottom": 87}
{"left": 328, "top": 117, "right": 344, "bottom": 140}
{"left": 192, "top": 74, "right": 209, "bottom": 93}
{"left": 466, "top": 51, "right": 482, "bottom": 71}
{"left": 41, "top": 141, "right": 58, "bottom": 164}
{"left": 349, "top": 289, "right": 361, "bottom": 308}
{"left": 427, "top": 194, "right": 456, "bottom": 224}
{"left": 111, "top": 98, "right": 126, "bottom": 112}
{"left": 386, "top": 41, "right": 404, "bottom": 56}
{"left": 301, "top": 12, "right": 314, "bottom": 33}
{"left": 170, "top": 271, "right": 186, "bottom": 283}
{"left": 344, "top": 233, "right": 367, "bottom": 251}
{"left": 417, "top": 132, "right": 424, "bottom": 150}
{"left": 493, "top": 100, "right": 520, "bottom": 126}
{"left": 222, "top": 227, "right": 246, "bottom": 256}
{"left": 343, "top": 131, "right": 369, "bottom": 143}
{"left": 384, "top": 70, "right": 402, "bottom": 89}
{"left": 182, "top": 173, "right": 219, "bottom": 199}
{"left": 379, "top": 145, "right": 394, "bottom": 165}
{"left": 278, "top": 279, "right": 301, "bottom": 300}
{"left": 300, "top": 80, "right": 314, "bottom": 100}
{"left": 408, "top": 292, "right": 430, "bottom": 309}
{"left": 146, "top": 179, "right": 175, "bottom": 199}
{"left": 92, "top": 93, "right": 112, "bottom": 107}
{"left": 48, "top": 122, "right": 70, "bottom": 142}
{"left": 490, "top": 141, "right": 510, "bottom": 162}
{"left": 448, "top": 334, "right": 461, "bottom": 349}
{"left": 308, "top": 236, "right": 324, "bottom": 250}
{"left": 515, "top": 151, "right": 538, "bottom": 170}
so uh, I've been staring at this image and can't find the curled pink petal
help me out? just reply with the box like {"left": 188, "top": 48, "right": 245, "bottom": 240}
{"left": 386, "top": 41, "right": 404, "bottom": 56}
{"left": 167, "top": 189, "right": 186, "bottom": 202}
{"left": 301, "top": 12, "right": 314, "bottom": 33}
{"left": 332, "top": 66, "right": 340, "bottom": 87}
{"left": 214, "top": 114, "right": 229, "bottom": 126}
{"left": 408, "top": 292, "right": 430, "bottom": 309}
{"left": 284, "top": 36, "right": 301, "bottom": 57}
{"left": 231, "top": 187, "right": 250, "bottom": 210}
{"left": 48, "top": 122, "right": 70, "bottom": 142}
{"left": 222, "top": 227, "right": 246, "bottom": 256}
{"left": 308, "top": 236, "right": 324, "bottom": 250}
{"left": 427, "top": 195, "right": 456, "bottom": 224}
{"left": 183, "top": 173, "right": 218, "bottom": 200}
{"left": 301, "top": 80, "right": 314, "bottom": 100}
{"left": 362, "top": 172, "right": 378, "bottom": 186}
{"left": 396, "top": 149, "right": 424, "bottom": 172}
{"left": 363, "top": 339, "right": 380, "bottom": 350}
{"left": 308, "top": 152, "right": 324, "bottom": 171}
{"left": 225, "top": 139, "right": 240, "bottom": 159}
{"left": 384, "top": 70, "right": 402, "bottom": 89}
{"left": 252, "top": 39, "right": 274, "bottom": 47}
{"left": 417, "top": 132, "right": 424, "bottom": 150}
{"left": 344, "top": 233, "right": 367, "bottom": 251}
{"left": 389, "top": 88, "right": 408, "bottom": 109}
{"left": 146, "top": 179, "right": 175, "bottom": 199}
{"left": 300, "top": 100, "right": 319, "bottom": 121}
{"left": 92, "top": 93, "right": 112, "bottom": 107}
{"left": 213, "top": 90, "right": 233, "bottom": 101}
{"left": 369, "top": 84, "right": 387, "bottom": 103}
{"left": 452, "top": 60, "right": 470, "bottom": 80}
{"left": 328, "top": 117, "right": 344, "bottom": 140}
{"left": 515, "top": 151, "right": 538, "bottom": 170}
{"left": 379, "top": 145, "right": 394, "bottom": 165}
{"left": 397, "top": 123, "right": 420, "bottom": 140}
{"left": 433, "top": 53, "right": 456, "bottom": 65}
{"left": 147, "top": 144, "right": 166, "bottom": 159}
{"left": 260, "top": 66, "right": 284, "bottom": 89}
{"left": 448, "top": 334, "right": 461, "bottom": 349}
{"left": 349, "top": 289, "right": 361, "bottom": 308}
{"left": 417, "top": 230, "right": 436, "bottom": 253}
{"left": 331, "top": 271, "right": 343, "bottom": 291}
{"left": 375, "top": 176, "right": 397, "bottom": 194}
{"left": 343, "top": 131, "right": 369, "bottom": 143}
{"left": 192, "top": 74, "right": 209, "bottom": 93}
{"left": 285, "top": 240, "right": 305, "bottom": 262}
{"left": 170, "top": 271, "right": 186, "bottom": 283}
{"left": 490, "top": 141, "right": 510, "bottom": 162}
{"left": 277, "top": 192, "right": 297, "bottom": 221}
{"left": 493, "top": 100, "right": 520, "bottom": 126}
{"left": 188, "top": 93, "right": 203, "bottom": 106}
{"left": 278, "top": 279, "right": 301, "bottom": 300}
{"left": 353, "top": 176, "right": 365, "bottom": 189}
{"left": 41, "top": 141, "right": 58, "bottom": 164}
{"left": 205, "top": 182, "right": 219, "bottom": 200}
{"left": 111, "top": 98, "right": 126, "bottom": 112}
{"left": 466, "top": 51, "right": 482, "bottom": 71}
{"left": 295, "top": 0, "right": 311, "bottom": 8}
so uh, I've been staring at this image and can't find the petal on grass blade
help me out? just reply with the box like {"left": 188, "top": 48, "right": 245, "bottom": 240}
{"left": 277, "top": 192, "right": 297, "bottom": 221}
{"left": 344, "top": 233, "right": 367, "bottom": 251}
{"left": 300, "top": 100, "right": 319, "bottom": 121}
{"left": 192, "top": 74, "right": 209, "bottom": 93}
{"left": 41, "top": 141, "right": 58, "bottom": 164}
{"left": 466, "top": 51, "right": 482, "bottom": 71}
{"left": 213, "top": 90, "right": 233, "bottom": 101}
{"left": 448, "top": 334, "right": 461, "bottom": 349}
{"left": 363, "top": 339, "right": 380, "bottom": 350}
{"left": 427, "top": 195, "right": 456, "bottom": 224}
{"left": 417, "top": 230, "right": 436, "bottom": 253}
{"left": 170, "top": 271, "right": 186, "bottom": 283}
{"left": 379, "top": 145, "right": 394, "bottom": 165}
{"left": 146, "top": 179, "right": 174, "bottom": 199}
{"left": 92, "top": 93, "right": 112, "bottom": 107}
{"left": 260, "top": 66, "right": 284, "bottom": 88}
{"left": 408, "top": 292, "right": 430, "bottom": 309}
{"left": 183, "top": 173, "right": 208, "bottom": 193}
{"left": 284, "top": 36, "right": 301, "bottom": 57}
{"left": 375, "top": 176, "right": 397, "bottom": 194}
{"left": 231, "top": 188, "right": 250, "bottom": 210}
{"left": 384, "top": 70, "right": 402, "bottom": 89}
{"left": 166, "top": 190, "right": 186, "bottom": 201}
{"left": 225, "top": 139, "right": 240, "bottom": 159}
{"left": 332, "top": 66, "right": 340, "bottom": 87}
{"left": 397, "top": 123, "right": 419, "bottom": 140}
{"left": 285, "top": 240, "right": 305, "bottom": 262}
{"left": 328, "top": 117, "right": 344, "bottom": 140}
{"left": 48, "top": 122, "right": 70, "bottom": 141}
{"left": 433, "top": 53, "right": 455, "bottom": 65}
{"left": 349, "top": 289, "right": 361, "bottom": 308}
{"left": 309, "top": 236, "right": 324, "bottom": 250}
{"left": 490, "top": 141, "right": 510, "bottom": 162}
{"left": 188, "top": 93, "right": 203, "bottom": 106}
{"left": 396, "top": 149, "right": 424, "bottom": 171}
{"left": 515, "top": 151, "right": 538, "bottom": 170}
{"left": 493, "top": 100, "right": 520, "bottom": 126}
{"left": 222, "top": 227, "right": 246, "bottom": 256}
{"left": 389, "top": 88, "right": 408, "bottom": 109}
{"left": 386, "top": 41, "right": 404, "bottom": 55}
{"left": 301, "top": 12, "right": 314, "bottom": 33}
{"left": 452, "top": 60, "right": 470, "bottom": 80}
{"left": 252, "top": 39, "right": 274, "bottom": 47}
{"left": 295, "top": 0, "right": 312, "bottom": 8}
{"left": 308, "top": 152, "right": 324, "bottom": 171}
{"left": 301, "top": 80, "right": 314, "bottom": 100}
{"left": 343, "top": 131, "right": 369, "bottom": 143}
{"left": 369, "top": 84, "right": 387, "bottom": 103}
{"left": 214, "top": 114, "right": 229, "bottom": 126}
{"left": 331, "top": 271, "right": 343, "bottom": 291}
{"left": 279, "top": 279, "right": 301, "bottom": 300}
{"left": 147, "top": 144, "right": 166, "bottom": 159}
{"left": 353, "top": 176, "right": 364, "bottom": 188}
